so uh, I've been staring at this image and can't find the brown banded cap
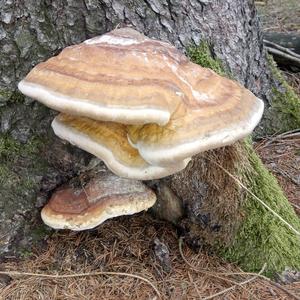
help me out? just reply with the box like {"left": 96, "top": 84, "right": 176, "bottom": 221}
{"left": 52, "top": 113, "right": 190, "bottom": 180}
{"left": 127, "top": 70, "right": 264, "bottom": 166}
{"left": 41, "top": 172, "right": 156, "bottom": 230}
{"left": 18, "top": 26, "right": 264, "bottom": 170}
{"left": 18, "top": 27, "right": 191, "bottom": 125}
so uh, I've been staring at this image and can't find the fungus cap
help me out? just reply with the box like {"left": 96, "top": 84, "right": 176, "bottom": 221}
{"left": 41, "top": 172, "right": 156, "bottom": 230}
{"left": 18, "top": 27, "right": 190, "bottom": 125}
{"left": 52, "top": 113, "right": 190, "bottom": 180}
{"left": 127, "top": 73, "right": 264, "bottom": 166}
{"left": 18, "top": 26, "right": 264, "bottom": 168}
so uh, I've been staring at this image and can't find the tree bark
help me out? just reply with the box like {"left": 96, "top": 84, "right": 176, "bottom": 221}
{"left": 0, "top": 0, "right": 299, "bottom": 273}
{"left": 1, "top": 0, "right": 271, "bottom": 99}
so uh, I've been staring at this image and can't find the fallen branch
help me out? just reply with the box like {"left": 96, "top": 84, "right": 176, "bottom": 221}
{"left": 264, "top": 32, "right": 300, "bottom": 55}
{"left": 263, "top": 37, "right": 300, "bottom": 69}
{"left": 264, "top": 40, "right": 300, "bottom": 59}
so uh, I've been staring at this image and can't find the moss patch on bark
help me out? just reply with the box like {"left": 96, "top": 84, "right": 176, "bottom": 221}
{"left": 0, "top": 88, "right": 25, "bottom": 106}
{"left": 263, "top": 55, "right": 300, "bottom": 134}
{"left": 188, "top": 43, "right": 300, "bottom": 275}
{"left": 221, "top": 141, "right": 300, "bottom": 275}
{"left": 0, "top": 128, "right": 50, "bottom": 254}
{"left": 187, "top": 43, "right": 226, "bottom": 76}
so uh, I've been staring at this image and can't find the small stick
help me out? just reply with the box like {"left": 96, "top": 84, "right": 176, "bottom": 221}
{"left": 265, "top": 47, "right": 300, "bottom": 67}
{"left": 178, "top": 238, "right": 258, "bottom": 299}
{"left": 202, "top": 263, "right": 266, "bottom": 300}
{"left": 260, "top": 129, "right": 300, "bottom": 149}
{"left": 264, "top": 40, "right": 300, "bottom": 59}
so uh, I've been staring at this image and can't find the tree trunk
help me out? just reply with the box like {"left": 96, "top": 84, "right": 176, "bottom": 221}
{"left": 0, "top": 0, "right": 299, "bottom": 274}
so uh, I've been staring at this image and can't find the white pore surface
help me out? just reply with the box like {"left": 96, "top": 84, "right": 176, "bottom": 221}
{"left": 18, "top": 81, "right": 170, "bottom": 126}
{"left": 130, "top": 98, "right": 265, "bottom": 166}
{"left": 51, "top": 117, "right": 190, "bottom": 180}
{"left": 84, "top": 34, "right": 142, "bottom": 46}
{"left": 41, "top": 195, "right": 156, "bottom": 231}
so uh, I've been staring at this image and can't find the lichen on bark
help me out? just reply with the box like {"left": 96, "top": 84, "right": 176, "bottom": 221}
{"left": 0, "top": 93, "right": 91, "bottom": 256}
{"left": 0, "top": 132, "right": 48, "bottom": 254}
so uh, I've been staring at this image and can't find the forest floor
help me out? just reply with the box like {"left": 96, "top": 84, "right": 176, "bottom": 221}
{"left": 0, "top": 1, "right": 300, "bottom": 300}
{"left": 0, "top": 214, "right": 299, "bottom": 300}
{"left": 257, "top": 0, "right": 300, "bottom": 33}
{"left": 257, "top": 0, "right": 300, "bottom": 100}
{"left": 256, "top": 0, "right": 300, "bottom": 214}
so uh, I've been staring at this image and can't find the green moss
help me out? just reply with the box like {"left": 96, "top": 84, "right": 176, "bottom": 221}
{"left": 187, "top": 42, "right": 226, "bottom": 76}
{"left": 0, "top": 88, "right": 25, "bottom": 105}
{"left": 31, "top": 224, "right": 52, "bottom": 241}
{"left": 188, "top": 43, "right": 300, "bottom": 275}
{"left": 0, "top": 135, "right": 42, "bottom": 158}
{"left": 19, "top": 249, "right": 33, "bottom": 259}
{"left": 265, "top": 55, "right": 300, "bottom": 133}
{"left": 0, "top": 134, "right": 47, "bottom": 210}
{"left": 221, "top": 141, "right": 300, "bottom": 275}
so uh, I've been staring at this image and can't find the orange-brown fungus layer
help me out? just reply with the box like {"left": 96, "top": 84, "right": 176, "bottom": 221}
{"left": 41, "top": 172, "right": 156, "bottom": 230}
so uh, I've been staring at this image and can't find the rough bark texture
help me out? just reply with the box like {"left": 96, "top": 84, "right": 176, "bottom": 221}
{"left": 1, "top": 0, "right": 271, "bottom": 99}
{"left": 0, "top": 0, "right": 299, "bottom": 269}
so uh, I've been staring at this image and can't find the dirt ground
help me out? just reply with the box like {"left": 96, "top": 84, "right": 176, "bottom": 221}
{"left": 0, "top": 1, "right": 299, "bottom": 300}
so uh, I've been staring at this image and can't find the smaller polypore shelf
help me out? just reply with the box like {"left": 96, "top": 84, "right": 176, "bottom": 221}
{"left": 52, "top": 113, "right": 190, "bottom": 180}
{"left": 41, "top": 172, "right": 156, "bottom": 230}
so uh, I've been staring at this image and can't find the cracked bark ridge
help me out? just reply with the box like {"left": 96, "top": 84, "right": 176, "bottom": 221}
{"left": 1, "top": 0, "right": 271, "bottom": 100}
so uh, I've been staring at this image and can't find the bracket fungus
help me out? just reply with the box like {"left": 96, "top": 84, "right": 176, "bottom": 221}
{"left": 18, "top": 27, "right": 264, "bottom": 173}
{"left": 41, "top": 172, "right": 156, "bottom": 230}
{"left": 52, "top": 113, "right": 190, "bottom": 180}
{"left": 127, "top": 83, "right": 264, "bottom": 166}
{"left": 18, "top": 27, "right": 185, "bottom": 126}
{"left": 18, "top": 27, "right": 264, "bottom": 230}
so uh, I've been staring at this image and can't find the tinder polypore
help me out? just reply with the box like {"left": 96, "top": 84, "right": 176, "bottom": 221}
{"left": 41, "top": 172, "right": 156, "bottom": 230}
{"left": 52, "top": 114, "right": 190, "bottom": 180}
{"left": 127, "top": 74, "right": 264, "bottom": 166}
{"left": 18, "top": 26, "right": 264, "bottom": 172}
{"left": 17, "top": 27, "right": 192, "bottom": 125}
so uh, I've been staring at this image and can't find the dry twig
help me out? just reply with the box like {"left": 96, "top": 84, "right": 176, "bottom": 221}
{"left": 179, "top": 238, "right": 300, "bottom": 300}
{"left": 0, "top": 270, "right": 161, "bottom": 298}
{"left": 178, "top": 238, "right": 258, "bottom": 299}
{"left": 209, "top": 160, "right": 300, "bottom": 237}
{"left": 201, "top": 264, "right": 266, "bottom": 300}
